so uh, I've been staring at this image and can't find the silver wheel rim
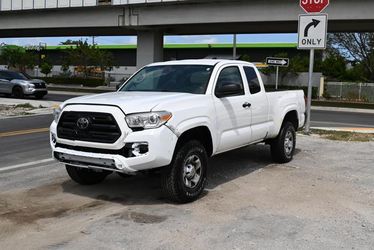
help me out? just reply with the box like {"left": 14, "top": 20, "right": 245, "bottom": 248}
{"left": 284, "top": 131, "right": 294, "bottom": 156}
{"left": 183, "top": 154, "right": 202, "bottom": 189}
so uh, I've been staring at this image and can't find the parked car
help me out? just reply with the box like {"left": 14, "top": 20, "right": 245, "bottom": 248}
{"left": 0, "top": 70, "right": 48, "bottom": 99}
{"left": 50, "top": 59, "right": 305, "bottom": 203}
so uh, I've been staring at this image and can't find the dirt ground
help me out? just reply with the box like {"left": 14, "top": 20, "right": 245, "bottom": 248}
{"left": 0, "top": 135, "right": 373, "bottom": 250}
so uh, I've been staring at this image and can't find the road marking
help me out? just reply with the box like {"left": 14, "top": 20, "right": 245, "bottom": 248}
{"left": 0, "top": 158, "right": 55, "bottom": 173}
{"left": 0, "top": 127, "right": 49, "bottom": 138}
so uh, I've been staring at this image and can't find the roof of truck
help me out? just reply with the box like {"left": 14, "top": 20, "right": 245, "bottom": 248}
{"left": 148, "top": 59, "right": 255, "bottom": 67}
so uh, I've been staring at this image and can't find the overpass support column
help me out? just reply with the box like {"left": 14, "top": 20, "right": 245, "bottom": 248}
{"left": 136, "top": 30, "right": 164, "bottom": 69}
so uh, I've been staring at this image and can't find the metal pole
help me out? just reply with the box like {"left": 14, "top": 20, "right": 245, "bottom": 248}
{"left": 340, "top": 82, "right": 343, "bottom": 99}
{"left": 305, "top": 49, "right": 315, "bottom": 134}
{"left": 233, "top": 34, "right": 237, "bottom": 60}
{"left": 275, "top": 66, "right": 279, "bottom": 90}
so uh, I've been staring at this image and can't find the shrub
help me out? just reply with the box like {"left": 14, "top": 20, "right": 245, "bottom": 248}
{"left": 39, "top": 76, "right": 105, "bottom": 87}
{"left": 40, "top": 62, "right": 53, "bottom": 76}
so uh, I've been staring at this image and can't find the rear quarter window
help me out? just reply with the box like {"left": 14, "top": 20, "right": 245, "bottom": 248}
{"left": 243, "top": 67, "right": 261, "bottom": 94}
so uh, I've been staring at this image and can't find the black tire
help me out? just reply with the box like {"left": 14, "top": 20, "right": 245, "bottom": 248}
{"left": 270, "top": 122, "right": 296, "bottom": 163}
{"left": 161, "top": 140, "right": 208, "bottom": 203}
{"left": 66, "top": 165, "right": 111, "bottom": 185}
{"left": 34, "top": 93, "right": 45, "bottom": 99}
{"left": 117, "top": 172, "right": 132, "bottom": 178}
{"left": 12, "top": 86, "right": 24, "bottom": 99}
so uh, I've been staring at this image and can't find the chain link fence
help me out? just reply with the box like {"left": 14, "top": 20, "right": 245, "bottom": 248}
{"left": 325, "top": 82, "right": 374, "bottom": 103}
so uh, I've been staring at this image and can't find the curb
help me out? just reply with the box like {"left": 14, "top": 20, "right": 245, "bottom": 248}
{"left": 0, "top": 112, "right": 53, "bottom": 120}
{"left": 311, "top": 127, "right": 374, "bottom": 134}
{"left": 48, "top": 90, "right": 92, "bottom": 96}
{"left": 311, "top": 106, "right": 374, "bottom": 114}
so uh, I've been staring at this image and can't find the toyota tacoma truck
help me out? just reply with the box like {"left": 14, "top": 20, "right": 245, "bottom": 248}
{"left": 50, "top": 60, "right": 305, "bottom": 203}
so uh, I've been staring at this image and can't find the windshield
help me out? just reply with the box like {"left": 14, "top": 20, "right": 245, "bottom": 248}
{"left": 120, "top": 65, "right": 214, "bottom": 94}
{"left": 0, "top": 71, "right": 29, "bottom": 80}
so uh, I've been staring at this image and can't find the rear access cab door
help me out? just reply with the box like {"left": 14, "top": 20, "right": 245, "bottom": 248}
{"left": 242, "top": 65, "right": 270, "bottom": 142}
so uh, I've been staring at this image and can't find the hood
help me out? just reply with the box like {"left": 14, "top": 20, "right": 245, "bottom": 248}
{"left": 29, "top": 78, "right": 46, "bottom": 84}
{"left": 11, "top": 78, "right": 46, "bottom": 86}
{"left": 63, "top": 91, "right": 197, "bottom": 114}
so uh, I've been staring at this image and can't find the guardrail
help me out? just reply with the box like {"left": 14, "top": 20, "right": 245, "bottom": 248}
{"left": 0, "top": 0, "right": 182, "bottom": 11}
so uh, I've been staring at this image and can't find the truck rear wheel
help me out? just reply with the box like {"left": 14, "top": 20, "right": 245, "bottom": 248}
{"left": 66, "top": 165, "right": 111, "bottom": 185}
{"left": 270, "top": 122, "right": 296, "bottom": 163}
{"left": 161, "top": 140, "right": 208, "bottom": 203}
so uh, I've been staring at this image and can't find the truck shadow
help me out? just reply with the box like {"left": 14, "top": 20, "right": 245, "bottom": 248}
{"left": 61, "top": 144, "right": 301, "bottom": 205}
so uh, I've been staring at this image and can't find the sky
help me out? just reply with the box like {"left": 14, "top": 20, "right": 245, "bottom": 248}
{"left": 0, "top": 34, "right": 298, "bottom": 46}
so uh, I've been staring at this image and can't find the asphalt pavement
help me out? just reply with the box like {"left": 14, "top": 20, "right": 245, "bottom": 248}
{"left": 0, "top": 92, "right": 373, "bottom": 170}
{"left": 0, "top": 93, "right": 373, "bottom": 249}
{"left": 22, "top": 93, "right": 81, "bottom": 102}
{"left": 1, "top": 108, "right": 374, "bottom": 170}
{"left": 311, "top": 110, "right": 374, "bottom": 128}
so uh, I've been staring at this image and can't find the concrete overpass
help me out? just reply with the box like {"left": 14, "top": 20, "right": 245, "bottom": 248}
{"left": 1, "top": 0, "right": 374, "bottom": 67}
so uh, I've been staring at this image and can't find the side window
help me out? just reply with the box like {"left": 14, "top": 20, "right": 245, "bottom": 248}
{"left": 244, "top": 66, "right": 261, "bottom": 94}
{"left": 0, "top": 72, "right": 9, "bottom": 81}
{"left": 215, "top": 66, "right": 244, "bottom": 96}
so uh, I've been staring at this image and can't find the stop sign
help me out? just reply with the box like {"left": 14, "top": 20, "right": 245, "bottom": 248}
{"left": 300, "top": 0, "right": 329, "bottom": 13}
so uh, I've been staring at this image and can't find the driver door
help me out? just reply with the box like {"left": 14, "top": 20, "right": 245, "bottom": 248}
{"left": 0, "top": 72, "right": 11, "bottom": 94}
{"left": 213, "top": 65, "right": 252, "bottom": 153}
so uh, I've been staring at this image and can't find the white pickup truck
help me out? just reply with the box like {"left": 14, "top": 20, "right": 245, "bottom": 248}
{"left": 50, "top": 59, "right": 305, "bottom": 203}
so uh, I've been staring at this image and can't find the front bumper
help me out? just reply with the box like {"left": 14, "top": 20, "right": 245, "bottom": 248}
{"left": 50, "top": 106, "right": 178, "bottom": 173}
{"left": 24, "top": 88, "right": 48, "bottom": 95}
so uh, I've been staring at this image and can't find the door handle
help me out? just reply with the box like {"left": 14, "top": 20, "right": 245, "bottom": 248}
{"left": 242, "top": 102, "right": 251, "bottom": 108}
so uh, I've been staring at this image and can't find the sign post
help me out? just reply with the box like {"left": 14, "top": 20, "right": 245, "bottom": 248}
{"left": 298, "top": 0, "right": 329, "bottom": 134}
{"left": 266, "top": 57, "right": 289, "bottom": 90}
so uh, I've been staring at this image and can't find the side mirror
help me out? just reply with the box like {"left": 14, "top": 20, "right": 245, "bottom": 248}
{"left": 116, "top": 83, "right": 122, "bottom": 91}
{"left": 215, "top": 83, "right": 243, "bottom": 98}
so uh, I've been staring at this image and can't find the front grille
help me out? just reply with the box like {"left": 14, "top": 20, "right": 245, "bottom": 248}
{"left": 33, "top": 82, "right": 46, "bottom": 89}
{"left": 57, "top": 112, "right": 121, "bottom": 143}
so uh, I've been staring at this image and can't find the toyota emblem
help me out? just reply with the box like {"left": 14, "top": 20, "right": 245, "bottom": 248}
{"left": 77, "top": 117, "right": 90, "bottom": 130}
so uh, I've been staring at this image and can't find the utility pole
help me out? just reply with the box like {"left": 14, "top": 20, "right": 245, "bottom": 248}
{"left": 233, "top": 34, "right": 237, "bottom": 60}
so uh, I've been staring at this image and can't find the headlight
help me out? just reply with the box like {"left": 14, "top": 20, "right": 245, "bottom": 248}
{"left": 27, "top": 83, "right": 35, "bottom": 89}
{"left": 53, "top": 106, "right": 62, "bottom": 123}
{"left": 125, "top": 111, "right": 172, "bottom": 129}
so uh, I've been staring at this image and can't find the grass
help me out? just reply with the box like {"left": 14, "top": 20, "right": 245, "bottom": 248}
{"left": 311, "top": 129, "right": 374, "bottom": 142}
{"left": 14, "top": 103, "right": 35, "bottom": 109}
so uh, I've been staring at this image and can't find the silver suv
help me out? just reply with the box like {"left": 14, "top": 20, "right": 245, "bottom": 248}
{"left": 0, "top": 70, "right": 48, "bottom": 99}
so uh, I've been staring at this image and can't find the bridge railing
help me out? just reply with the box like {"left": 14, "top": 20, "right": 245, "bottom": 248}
{"left": 0, "top": 0, "right": 182, "bottom": 11}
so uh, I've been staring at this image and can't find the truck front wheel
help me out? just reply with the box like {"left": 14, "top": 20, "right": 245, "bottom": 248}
{"left": 66, "top": 165, "right": 111, "bottom": 185}
{"left": 270, "top": 122, "right": 296, "bottom": 163}
{"left": 161, "top": 140, "right": 208, "bottom": 203}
